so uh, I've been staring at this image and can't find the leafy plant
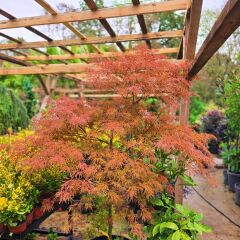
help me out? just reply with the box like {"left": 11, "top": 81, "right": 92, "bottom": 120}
{"left": 201, "top": 110, "right": 227, "bottom": 154}
{"left": 47, "top": 229, "right": 58, "bottom": 240}
{"left": 223, "top": 70, "right": 240, "bottom": 172}
{"left": 30, "top": 166, "right": 67, "bottom": 199}
{"left": 0, "top": 152, "right": 39, "bottom": 226}
{"left": 150, "top": 204, "right": 211, "bottom": 240}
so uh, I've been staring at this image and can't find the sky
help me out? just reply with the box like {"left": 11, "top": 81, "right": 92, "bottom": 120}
{"left": 0, "top": 0, "right": 228, "bottom": 42}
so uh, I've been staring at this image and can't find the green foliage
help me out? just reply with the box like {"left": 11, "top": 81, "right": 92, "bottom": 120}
{"left": 31, "top": 166, "right": 66, "bottom": 198}
{"left": 224, "top": 70, "right": 240, "bottom": 134}
{"left": 189, "top": 97, "right": 206, "bottom": 124}
{"left": 22, "top": 78, "right": 38, "bottom": 118}
{"left": 0, "top": 153, "right": 39, "bottom": 226}
{"left": 47, "top": 229, "right": 58, "bottom": 240}
{"left": 154, "top": 150, "right": 195, "bottom": 186}
{"left": 0, "top": 83, "right": 29, "bottom": 135}
{"left": 149, "top": 204, "right": 211, "bottom": 240}
{"left": 220, "top": 142, "right": 240, "bottom": 171}
{"left": 223, "top": 70, "right": 240, "bottom": 172}
{"left": 24, "top": 232, "right": 38, "bottom": 240}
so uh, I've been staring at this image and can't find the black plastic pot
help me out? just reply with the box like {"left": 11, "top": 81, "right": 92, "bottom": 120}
{"left": 92, "top": 236, "right": 129, "bottom": 240}
{"left": 223, "top": 169, "right": 228, "bottom": 185}
{"left": 235, "top": 183, "right": 240, "bottom": 206}
{"left": 228, "top": 171, "right": 240, "bottom": 192}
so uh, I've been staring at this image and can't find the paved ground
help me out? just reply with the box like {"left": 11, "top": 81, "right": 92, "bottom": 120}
{"left": 184, "top": 168, "right": 240, "bottom": 240}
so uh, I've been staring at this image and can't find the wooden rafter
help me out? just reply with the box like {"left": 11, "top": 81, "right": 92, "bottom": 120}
{"left": 84, "top": 0, "right": 125, "bottom": 52}
{"left": 132, "top": 0, "right": 151, "bottom": 49}
{"left": 0, "top": 52, "right": 49, "bottom": 94}
{"left": 0, "top": 9, "right": 74, "bottom": 55}
{"left": 0, "top": 56, "right": 181, "bottom": 75}
{"left": 0, "top": 0, "right": 189, "bottom": 30}
{"left": 0, "top": 30, "right": 183, "bottom": 50}
{"left": 12, "top": 48, "right": 179, "bottom": 61}
{"left": 183, "top": 0, "right": 203, "bottom": 60}
{"left": 0, "top": 52, "right": 29, "bottom": 66}
{"left": 34, "top": 0, "right": 101, "bottom": 54}
{"left": 0, "top": 32, "right": 48, "bottom": 57}
{"left": 0, "top": 63, "right": 89, "bottom": 75}
{"left": 188, "top": 0, "right": 240, "bottom": 78}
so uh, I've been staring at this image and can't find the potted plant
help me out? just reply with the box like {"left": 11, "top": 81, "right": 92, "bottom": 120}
{"left": 31, "top": 166, "right": 66, "bottom": 201}
{"left": 0, "top": 152, "right": 38, "bottom": 233}
{"left": 148, "top": 203, "right": 212, "bottom": 239}
{"left": 226, "top": 142, "right": 240, "bottom": 191}
{"left": 10, "top": 47, "right": 214, "bottom": 239}
{"left": 223, "top": 70, "right": 240, "bottom": 192}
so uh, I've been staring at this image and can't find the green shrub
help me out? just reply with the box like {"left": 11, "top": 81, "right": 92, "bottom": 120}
{"left": 189, "top": 97, "right": 206, "bottom": 124}
{"left": 0, "top": 84, "right": 29, "bottom": 135}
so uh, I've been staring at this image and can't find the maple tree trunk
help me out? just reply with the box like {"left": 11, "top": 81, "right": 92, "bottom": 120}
{"left": 107, "top": 204, "right": 113, "bottom": 240}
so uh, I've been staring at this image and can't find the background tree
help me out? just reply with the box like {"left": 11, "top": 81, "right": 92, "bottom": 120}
{"left": 0, "top": 84, "right": 29, "bottom": 135}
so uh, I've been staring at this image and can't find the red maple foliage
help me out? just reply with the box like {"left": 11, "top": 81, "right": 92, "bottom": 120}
{"left": 10, "top": 47, "right": 214, "bottom": 238}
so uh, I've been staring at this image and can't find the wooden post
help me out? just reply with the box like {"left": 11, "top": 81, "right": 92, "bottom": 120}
{"left": 175, "top": 99, "right": 189, "bottom": 204}
{"left": 175, "top": 0, "right": 203, "bottom": 204}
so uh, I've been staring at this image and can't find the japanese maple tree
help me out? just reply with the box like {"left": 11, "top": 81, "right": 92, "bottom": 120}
{"left": 10, "top": 46, "right": 214, "bottom": 238}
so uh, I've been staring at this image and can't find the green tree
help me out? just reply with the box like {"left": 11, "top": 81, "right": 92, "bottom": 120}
{"left": 0, "top": 84, "right": 29, "bottom": 135}
{"left": 22, "top": 77, "right": 38, "bottom": 119}
{"left": 189, "top": 96, "right": 206, "bottom": 124}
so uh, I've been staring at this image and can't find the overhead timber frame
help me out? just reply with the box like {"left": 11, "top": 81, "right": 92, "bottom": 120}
{"left": 0, "top": 0, "right": 239, "bottom": 202}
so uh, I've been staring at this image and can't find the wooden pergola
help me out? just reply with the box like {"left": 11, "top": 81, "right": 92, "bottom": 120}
{"left": 0, "top": 0, "right": 239, "bottom": 95}
{"left": 0, "top": 0, "right": 239, "bottom": 203}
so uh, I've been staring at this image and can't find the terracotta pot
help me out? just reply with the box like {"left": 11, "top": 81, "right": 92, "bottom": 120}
{"left": 26, "top": 211, "right": 33, "bottom": 225}
{"left": 8, "top": 221, "right": 27, "bottom": 234}
{"left": 0, "top": 223, "right": 6, "bottom": 233}
{"left": 33, "top": 206, "right": 44, "bottom": 220}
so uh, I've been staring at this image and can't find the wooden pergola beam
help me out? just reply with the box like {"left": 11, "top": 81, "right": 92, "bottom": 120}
{"left": 84, "top": 0, "right": 125, "bottom": 52}
{"left": 0, "top": 52, "right": 49, "bottom": 94}
{"left": 132, "top": 0, "right": 151, "bottom": 49}
{"left": 0, "top": 30, "right": 183, "bottom": 50}
{"left": 183, "top": 0, "right": 203, "bottom": 60}
{"left": 0, "top": 52, "right": 29, "bottom": 66}
{"left": 188, "top": 0, "right": 240, "bottom": 78}
{"left": 0, "top": 57, "right": 181, "bottom": 75}
{"left": 0, "top": 0, "right": 189, "bottom": 30}
{"left": 34, "top": 0, "right": 101, "bottom": 54}
{"left": 0, "top": 8, "right": 74, "bottom": 55}
{"left": 12, "top": 48, "right": 179, "bottom": 61}
{"left": 0, "top": 63, "right": 89, "bottom": 75}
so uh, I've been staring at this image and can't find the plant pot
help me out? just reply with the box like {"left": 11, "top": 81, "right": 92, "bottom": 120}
{"left": 223, "top": 169, "right": 228, "bottom": 185}
{"left": 8, "top": 221, "right": 27, "bottom": 234}
{"left": 235, "top": 183, "right": 240, "bottom": 206}
{"left": 0, "top": 223, "right": 6, "bottom": 233}
{"left": 228, "top": 171, "right": 240, "bottom": 192}
{"left": 26, "top": 211, "right": 33, "bottom": 225}
{"left": 33, "top": 206, "right": 44, "bottom": 220}
{"left": 92, "top": 235, "right": 129, "bottom": 240}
